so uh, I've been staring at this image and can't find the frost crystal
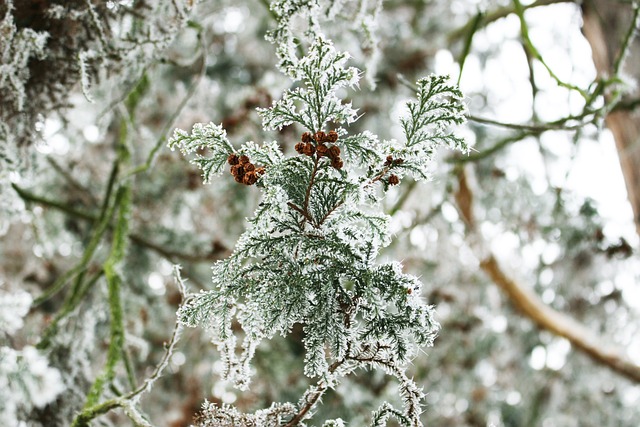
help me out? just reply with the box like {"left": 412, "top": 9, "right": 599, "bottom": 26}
{"left": 0, "top": 2, "right": 49, "bottom": 112}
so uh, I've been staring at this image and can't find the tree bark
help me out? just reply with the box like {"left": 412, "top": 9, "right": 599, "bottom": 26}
{"left": 582, "top": 0, "right": 640, "bottom": 239}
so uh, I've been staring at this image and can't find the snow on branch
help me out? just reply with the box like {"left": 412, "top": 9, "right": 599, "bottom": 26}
{"left": 171, "top": 34, "right": 468, "bottom": 426}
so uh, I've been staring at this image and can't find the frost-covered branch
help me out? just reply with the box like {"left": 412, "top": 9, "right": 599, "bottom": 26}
{"left": 172, "top": 35, "right": 466, "bottom": 426}
{"left": 479, "top": 254, "right": 640, "bottom": 384}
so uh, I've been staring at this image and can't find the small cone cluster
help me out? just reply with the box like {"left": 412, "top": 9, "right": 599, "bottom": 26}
{"left": 295, "top": 131, "right": 343, "bottom": 170}
{"left": 384, "top": 155, "right": 404, "bottom": 186}
{"left": 227, "top": 154, "right": 265, "bottom": 185}
{"left": 384, "top": 155, "right": 404, "bottom": 167}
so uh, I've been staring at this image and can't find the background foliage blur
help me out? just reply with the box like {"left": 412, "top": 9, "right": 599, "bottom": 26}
{"left": 1, "top": 0, "right": 640, "bottom": 425}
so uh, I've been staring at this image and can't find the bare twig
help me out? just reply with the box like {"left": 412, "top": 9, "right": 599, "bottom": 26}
{"left": 479, "top": 254, "right": 640, "bottom": 383}
{"left": 13, "top": 184, "right": 226, "bottom": 264}
{"left": 467, "top": 114, "right": 588, "bottom": 132}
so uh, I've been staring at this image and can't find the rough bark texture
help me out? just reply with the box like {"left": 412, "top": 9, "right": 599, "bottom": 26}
{"left": 582, "top": 0, "right": 640, "bottom": 238}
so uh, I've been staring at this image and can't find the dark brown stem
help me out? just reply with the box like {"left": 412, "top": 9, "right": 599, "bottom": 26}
{"left": 301, "top": 155, "right": 320, "bottom": 225}
{"left": 287, "top": 202, "right": 314, "bottom": 224}
{"left": 370, "top": 165, "right": 391, "bottom": 184}
{"left": 284, "top": 358, "right": 346, "bottom": 427}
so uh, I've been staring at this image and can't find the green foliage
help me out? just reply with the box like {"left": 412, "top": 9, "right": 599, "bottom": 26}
{"left": 168, "top": 123, "right": 235, "bottom": 183}
{"left": 4, "top": 0, "right": 640, "bottom": 426}
{"left": 172, "top": 36, "right": 467, "bottom": 425}
{"left": 397, "top": 75, "right": 468, "bottom": 180}
{"left": 258, "top": 36, "right": 360, "bottom": 131}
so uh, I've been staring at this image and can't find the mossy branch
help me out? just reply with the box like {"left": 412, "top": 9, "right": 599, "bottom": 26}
{"left": 70, "top": 267, "right": 187, "bottom": 427}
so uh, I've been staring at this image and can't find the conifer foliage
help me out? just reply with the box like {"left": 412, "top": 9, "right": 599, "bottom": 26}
{"left": 170, "top": 35, "right": 467, "bottom": 426}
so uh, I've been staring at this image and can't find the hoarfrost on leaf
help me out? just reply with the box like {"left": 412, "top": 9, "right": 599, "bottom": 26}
{"left": 168, "top": 122, "right": 235, "bottom": 183}
{"left": 0, "top": 346, "right": 65, "bottom": 425}
{"left": 258, "top": 36, "right": 360, "bottom": 132}
{"left": 170, "top": 22, "right": 466, "bottom": 427}
{"left": 397, "top": 74, "right": 468, "bottom": 181}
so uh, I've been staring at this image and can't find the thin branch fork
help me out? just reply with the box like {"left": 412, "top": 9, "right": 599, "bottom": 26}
{"left": 283, "top": 359, "right": 346, "bottom": 427}
{"left": 454, "top": 167, "right": 640, "bottom": 384}
{"left": 448, "top": 0, "right": 576, "bottom": 43}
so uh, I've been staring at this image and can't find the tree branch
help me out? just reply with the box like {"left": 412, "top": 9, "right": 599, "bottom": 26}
{"left": 448, "top": 0, "right": 576, "bottom": 43}
{"left": 70, "top": 266, "right": 187, "bottom": 427}
{"left": 582, "top": 0, "right": 640, "bottom": 239}
{"left": 479, "top": 254, "right": 640, "bottom": 383}
{"left": 454, "top": 167, "right": 640, "bottom": 384}
{"left": 13, "top": 184, "right": 226, "bottom": 264}
{"left": 283, "top": 358, "right": 346, "bottom": 427}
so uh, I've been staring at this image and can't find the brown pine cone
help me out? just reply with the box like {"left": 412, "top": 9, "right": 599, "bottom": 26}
{"left": 384, "top": 155, "right": 393, "bottom": 166}
{"left": 301, "top": 132, "right": 312, "bottom": 143}
{"left": 234, "top": 174, "right": 244, "bottom": 183}
{"left": 389, "top": 174, "right": 400, "bottom": 185}
{"left": 239, "top": 155, "right": 250, "bottom": 165}
{"left": 244, "top": 163, "right": 256, "bottom": 172}
{"left": 295, "top": 142, "right": 305, "bottom": 154}
{"left": 303, "top": 143, "right": 316, "bottom": 156}
{"left": 243, "top": 171, "right": 258, "bottom": 185}
{"left": 328, "top": 145, "right": 341, "bottom": 158}
{"left": 227, "top": 154, "right": 239, "bottom": 165}
{"left": 316, "top": 144, "right": 329, "bottom": 157}
{"left": 327, "top": 131, "right": 338, "bottom": 142}
{"left": 230, "top": 165, "right": 244, "bottom": 177}
{"left": 331, "top": 157, "right": 343, "bottom": 170}
{"left": 313, "top": 131, "right": 326, "bottom": 143}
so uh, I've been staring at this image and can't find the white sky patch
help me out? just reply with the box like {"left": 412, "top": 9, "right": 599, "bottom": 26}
{"left": 83, "top": 125, "right": 100, "bottom": 143}
{"left": 474, "top": 360, "right": 497, "bottom": 386}
{"left": 434, "top": 49, "right": 457, "bottom": 76}
{"left": 567, "top": 130, "right": 637, "bottom": 245}
{"left": 529, "top": 345, "right": 546, "bottom": 370}
{"left": 147, "top": 272, "right": 166, "bottom": 295}
{"left": 617, "top": 271, "right": 640, "bottom": 311}
{"left": 490, "top": 314, "right": 507, "bottom": 333}
{"left": 410, "top": 226, "right": 428, "bottom": 250}
{"left": 506, "top": 390, "right": 522, "bottom": 405}
{"left": 491, "top": 230, "right": 519, "bottom": 260}
{"left": 622, "top": 386, "right": 640, "bottom": 407}
{"left": 224, "top": 9, "right": 244, "bottom": 33}
{"left": 546, "top": 337, "right": 571, "bottom": 370}
{"left": 542, "top": 288, "right": 555, "bottom": 305}
{"left": 212, "top": 381, "right": 237, "bottom": 404}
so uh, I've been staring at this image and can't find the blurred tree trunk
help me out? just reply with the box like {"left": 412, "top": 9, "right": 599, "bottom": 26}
{"left": 582, "top": 0, "right": 640, "bottom": 239}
